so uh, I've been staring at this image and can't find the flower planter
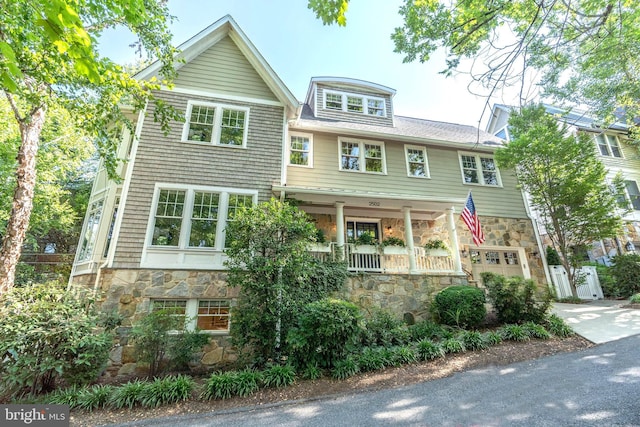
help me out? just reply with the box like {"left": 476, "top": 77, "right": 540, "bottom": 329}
{"left": 425, "top": 249, "right": 449, "bottom": 257}
{"left": 382, "top": 246, "right": 408, "bottom": 255}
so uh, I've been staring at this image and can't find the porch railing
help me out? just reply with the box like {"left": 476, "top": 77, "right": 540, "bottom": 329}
{"left": 309, "top": 243, "right": 455, "bottom": 274}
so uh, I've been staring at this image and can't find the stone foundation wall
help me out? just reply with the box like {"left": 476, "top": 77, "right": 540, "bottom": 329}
{"left": 72, "top": 268, "right": 469, "bottom": 377}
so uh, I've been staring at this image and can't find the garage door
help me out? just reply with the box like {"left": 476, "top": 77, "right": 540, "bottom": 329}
{"left": 470, "top": 249, "right": 524, "bottom": 278}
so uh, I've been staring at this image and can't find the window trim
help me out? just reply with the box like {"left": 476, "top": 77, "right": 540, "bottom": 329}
{"left": 151, "top": 298, "right": 231, "bottom": 334}
{"left": 323, "top": 90, "right": 387, "bottom": 117}
{"left": 144, "top": 184, "right": 258, "bottom": 252}
{"left": 458, "top": 152, "right": 502, "bottom": 187}
{"left": 594, "top": 133, "right": 624, "bottom": 158}
{"left": 288, "top": 132, "right": 313, "bottom": 168}
{"left": 338, "top": 137, "right": 387, "bottom": 174}
{"left": 77, "top": 199, "right": 104, "bottom": 262}
{"left": 404, "top": 144, "right": 430, "bottom": 178}
{"left": 624, "top": 180, "right": 640, "bottom": 211}
{"left": 181, "top": 100, "right": 250, "bottom": 149}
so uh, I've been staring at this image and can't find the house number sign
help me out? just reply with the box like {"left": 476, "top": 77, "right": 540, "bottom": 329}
{"left": 368, "top": 201, "right": 380, "bottom": 206}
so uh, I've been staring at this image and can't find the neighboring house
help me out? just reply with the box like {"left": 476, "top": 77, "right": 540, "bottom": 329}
{"left": 70, "top": 16, "right": 545, "bottom": 374}
{"left": 487, "top": 103, "right": 640, "bottom": 264}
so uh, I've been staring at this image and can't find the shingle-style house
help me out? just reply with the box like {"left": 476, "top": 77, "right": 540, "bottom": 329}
{"left": 487, "top": 104, "right": 640, "bottom": 263}
{"left": 70, "top": 16, "right": 546, "bottom": 373}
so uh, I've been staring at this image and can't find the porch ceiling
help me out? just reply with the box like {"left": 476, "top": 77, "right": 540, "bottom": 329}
{"left": 272, "top": 185, "right": 465, "bottom": 218}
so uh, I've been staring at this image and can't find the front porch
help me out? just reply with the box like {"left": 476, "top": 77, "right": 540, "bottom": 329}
{"left": 310, "top": 242, "right": 456, "bottom": 274}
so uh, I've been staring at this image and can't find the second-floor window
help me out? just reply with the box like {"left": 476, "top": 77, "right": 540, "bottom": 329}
{"left": 595, "top": 134, "right": 622, "bottom": 158}
{"left": 324, "top": 90, "right": 386, "bottom": 117}
{"left": 459, "top": 153, "right": 501, "bottom": 186}
{"left": 340, "top": 138, "right": 386, "bottom": 174}
{"left": 289, "top": 133, "right": 313, "bottom": 167}
{"left": 405, "top": 145, "right": 430, "bottom": 178}
{"left": 182, "top": 101, "right": 249, "bottom": 148}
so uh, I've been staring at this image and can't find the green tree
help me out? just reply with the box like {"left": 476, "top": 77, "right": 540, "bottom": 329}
{"left": 495, "top": 104, "right": 623, "bottom": 295}
{"left": 0, "top": 97, "right": 94, "bottom": 254}
{"left": 224, "top": 198, "right": 346, "bottom": 366}
{"left": 310, "top": 1, "right": 640, "bottom": 132}
{"left": 0, "top": 0, "right": 179, "bottom": 294}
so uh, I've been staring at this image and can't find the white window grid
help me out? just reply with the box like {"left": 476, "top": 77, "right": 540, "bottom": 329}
{"left": 151, "top": 299, "right": 231, "bottom": 333}
{"left": 339, "top": 139, "right": 386, "bottom": 174}
{"left": 289, "top": 133, "right": 313, "bottom": 167}
{"left": 182, "top": 101, "right": 249, "bottom": 148}
{"left": 459, "top": 153, "right": 501, "bottom": 186}
{"left": 323, "top": 90, "right": 386, "bottom": 117}
{"left": 148, "top": 185, "right": 257, "bottom": 251}
{"left": 595, "top": 134, "right": 623, "bottom": 158}
{"left": 405, "top": 145, "right": 430, "bottom": 178}
{"left": 78, "top": 199, "right": 104, "bottom": 261}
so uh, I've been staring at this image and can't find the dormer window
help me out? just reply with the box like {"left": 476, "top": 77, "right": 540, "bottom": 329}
{"left": 595, "top": 134, "right": 623, "bottom": 158}
{"left": 323, "top": 90, "right": 386, "bottom": 117}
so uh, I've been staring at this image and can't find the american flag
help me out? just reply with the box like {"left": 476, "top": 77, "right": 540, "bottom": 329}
{"left": 461, "top": 192, "right": 484, "bottom": 246}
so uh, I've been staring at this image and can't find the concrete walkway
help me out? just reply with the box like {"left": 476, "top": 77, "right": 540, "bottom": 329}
{"left": 551, "top": 299, "right": 640, "bottom": 343}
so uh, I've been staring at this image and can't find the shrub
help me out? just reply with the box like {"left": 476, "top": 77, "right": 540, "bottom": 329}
{"left": 409, "top": 319, "right": 447, "bottom": 341}
{"left": 202, "top": 371, "right": 237, "bottom": 400}
{"left": 630, "top": 293, "right": 640, "bottom": 304}
{"left": 545, "top": 314, "right": 574, "bottom": 338}
{"left": 482, "top": 331, "right": 503, "bottom": 346}
{"left": 416, "top": 339, "right": 445, "bottom": 361}
{"left": 301, "top": 363, "right": 322, "bottom": 380}
{"left": 357, "top": 347, "right": 387, "bottom": 372}
{"left": 167, "top": 330, "right": 210, "bottom": 371}
{"left": 522, "top": 322, "right": 551, "bottom": 340}
{"left": 431, "top": 285, "right": 486, "bottom": 328}
{"left": 331, "top": 357, "right": 360, "bottom": 380}
{"left": 234, "top": 370, "right": 261, "bottom": 397}
{"left": 0, "top": 283, "right": 111, "bottom": 398}
{"left": 481, "top": 272, "right": 551, "bottom": 324}
{"left": 287, "top": 298, "right": 363, "bottom": 368}
{"left": 77, "top": 385, "right": 114, "bottom": 411}
{"left": 262, "top": 364, "right": 296, "bottom": 388}
{"left": 460, "top": 330, "right": 488, "bottom": 351}
{"left": 109, "top": 380, "right": 146, "bottom": 409}
{"left": 441, "top": 337, "right": 466, "bottom": 354}
{"left": 381, "top": 237, "right": 405, "bottom": 247}
{"left": 139, "top": 375, "right": 194, "bottom": 408}
{"left": 595, "top": 264, "right": 619, "bottom": 298}
{"left": 499, "top": 324, "right": 530, "bottom": 341}
{"left": 47, "top": 385, "right": 82, "bottom": 409}
{"left": 557, "top": 296, "right": 583, "bottom": 304}
{"left": 391, "top": 345, "right": 418, "bottom": 365}
{"left": 545, "top": 246, "right": 562, "bottom": 265}
{"left": 610, "top": 254, "right": 640, "bottom": 297}
{"left": 361, "top": 308, "right": 405, "bottom": 347}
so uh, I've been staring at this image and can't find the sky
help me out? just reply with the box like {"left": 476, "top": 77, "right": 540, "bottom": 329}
{"left": 98, "top": 0, "right": 522, "bottom": 129}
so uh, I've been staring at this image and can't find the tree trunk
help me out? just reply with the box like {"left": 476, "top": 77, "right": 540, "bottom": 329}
{"left": 0, "top": 106, "right": 46, "bottom": 295}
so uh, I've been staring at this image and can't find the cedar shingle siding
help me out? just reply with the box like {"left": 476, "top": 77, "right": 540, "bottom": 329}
{"left": 112, "top": 90, "right": 284, "bottom": 268}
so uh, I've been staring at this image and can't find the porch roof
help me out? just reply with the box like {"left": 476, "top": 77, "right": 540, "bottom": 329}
{"left": 273, "top": 185, "right": 465, "bottom": 217}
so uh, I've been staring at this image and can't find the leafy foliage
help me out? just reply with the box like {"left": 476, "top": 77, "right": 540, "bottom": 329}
{"left": 416, "top": 339, "right": 445, "bottom": 361}
{"left": 288, "top": 298, "right": 364, "bottom": 369}
{"left": 201, "top": 371, "right": 237, "bottom": 401}
{"left": 546, "top": 246, "right": 562, "bottom": 266}
{"left": 594, "top": 264, "right": 620, "bottom": 299}
{"left": 441, "top": 337, "right": 466, "bottom": 354}
{"left": 460, "top": 330, "right": 489, "bottom": 351}
{"left": 138, "top": 375, "right": 194, "bottom": 408}
{"left": 261, "top": 364, "right": 296, "bottom": 388}
{"left": 629, "top": 294, "right": 640, "bottom": 304}
{"left": 482, "top": 272, "right": 551, "bottom": 325}
{"left": 361, "top": 308, "right": 406, "bottom": 347}
{"left": 499, "top": 324, "right": 530, "bottom": 342}
{"left": 609, "top": 254, "right": 640, "bottom": 297}
{"left": 331, "top": 357, "right": 360, "bottom": 380}
{"left": 0, "top": 282, "right": 111, "bottom": 398}
{"left": 431, "top": 285, "right": 486, "bottom": 328}
{"left": 495, "top": 105, "right": 623, "bottom": 293}
{"left": 225, "top": 199, "right": 347, "bottom": 366}
{"left": 545, "top": 314, "right": 574, "bottom": 338}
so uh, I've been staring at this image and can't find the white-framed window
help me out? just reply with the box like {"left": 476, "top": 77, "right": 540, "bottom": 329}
{"left": 152, "top": 299, "right": 230, "bottom": 332}
{"left": 78, "top": 199, "right": 104, "bottom": 261}
{"left": 289, "top": 132, "right": 313, "bottom": 167}
{"left": 339, "top": 138, "right": 386, "bottom": 174}
{"left": 323, "top": 90, "right": 386, "bottom": 117}
{"left": 595, "top": 134, "right": 623, "bottom": 158}
{"left": 404, "top": 145, "right": 430, "bottom": 178}
{"left": 625, "top": 180, "right": 640, "bottom": 211}
{"left": 182, "top": 101, "right": 249, "bottom": 148}
{"left": 459, "top": 153, "right": 501, "bottom": 186}
{"left": 148, "top": 185, "right": 256, "bottom": 251}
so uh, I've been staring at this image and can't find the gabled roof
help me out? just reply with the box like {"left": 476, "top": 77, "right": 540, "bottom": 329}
{"left": 134, "top": 15, "right": 299, "bottom": 117}
{"left": 294, "top": 104, "right": 503, "bottom": 149}
{"left": 304, "top": 77, "right": 396, "bottom": 105}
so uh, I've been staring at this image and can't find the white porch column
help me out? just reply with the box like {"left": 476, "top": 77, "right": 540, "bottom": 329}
{"left": 335, "top": 202, "right": 345, "bottom": 259}
{"left": 447, "top": 207, "right": 464, "bottom": 274}
{"left": 402, "top": 206, "right": 418, "bottom": 273}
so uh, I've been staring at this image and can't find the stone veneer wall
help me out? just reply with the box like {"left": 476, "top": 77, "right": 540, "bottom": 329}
{"left": 73, "top": 268, "right": 468, "bottom": 377}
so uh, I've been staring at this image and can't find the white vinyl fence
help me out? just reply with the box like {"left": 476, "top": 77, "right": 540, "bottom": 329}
{"left": 549, "top": 265, "right": 604, "bottom": 300}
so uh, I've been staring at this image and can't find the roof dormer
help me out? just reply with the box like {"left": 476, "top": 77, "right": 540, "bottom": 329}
{"left": 304, "top": 77, "right": 396, "bottom": 127}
